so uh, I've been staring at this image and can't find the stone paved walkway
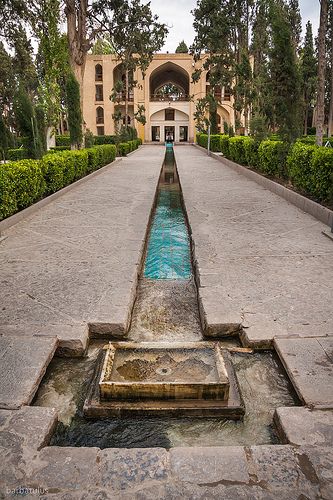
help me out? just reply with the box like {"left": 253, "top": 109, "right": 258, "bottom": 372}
{"left": 0, "top": 145, "right": 332, "bottom": 498}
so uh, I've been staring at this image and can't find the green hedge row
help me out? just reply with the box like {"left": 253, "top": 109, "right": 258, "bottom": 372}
{"left": 196, "top": 134, "right": 333, "bottom": 202}
{"left": 0, "top": 144, "right": 117, "bottom": 220}
{"left": 7, "top": 148, "right": 29, "bottom": 161}
{"left": 94, "top": 135, "right": 116, "bottom": 145}
{"left": 117, "top": 138, "right": 142, "bottom": 156}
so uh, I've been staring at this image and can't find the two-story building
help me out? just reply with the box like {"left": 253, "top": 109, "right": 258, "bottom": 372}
{"left": 82, "top": 53, "right": 236, "bottom": 143}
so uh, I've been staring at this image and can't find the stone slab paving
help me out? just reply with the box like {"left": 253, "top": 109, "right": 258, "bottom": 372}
{"left": 0, "top": 336, "right": 58, "bottom": 409}
{"left": 0, "top": 443, "right": 332, "bottom": 498}
{"left": 174, "top": 145, "right": 333, "bottom": 345}
{"left": 274, "top": 407, "right": 333, "bottom": 445}
{"left": 274, "top": 337, "right": 333, "bottom": 406}
{"left": 0, "top": 146, "right": 164, "bottom": 356}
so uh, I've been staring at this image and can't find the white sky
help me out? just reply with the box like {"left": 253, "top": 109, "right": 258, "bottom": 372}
{"left": 149, "top": 0, "right": 320, "bottom": 53}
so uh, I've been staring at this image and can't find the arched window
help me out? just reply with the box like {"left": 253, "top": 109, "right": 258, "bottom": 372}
{"left": 95, "top": 64, "right": 103, "bottom": 81}
{"left": 96, "top": 106, "right": 104, "bottom": 124}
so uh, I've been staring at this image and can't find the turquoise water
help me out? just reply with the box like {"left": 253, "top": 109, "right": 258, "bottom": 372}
{"left": 144, "top": 150, "right": 192, "bottom": 280}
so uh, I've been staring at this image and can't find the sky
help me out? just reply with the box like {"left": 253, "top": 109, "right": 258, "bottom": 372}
{"left": 149, "top": 0, "right": 320, "bottom": 53}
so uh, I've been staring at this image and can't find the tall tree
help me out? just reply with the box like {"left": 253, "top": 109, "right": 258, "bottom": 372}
{"left": 300, "top": 22, "right": 317, "bottom": 135}
{"left": 269, "top": 1, "right": 302, "bottom": 141}
{"left": 327, "top": 1, "right": 333, "bottom": 136}
{"left": 66, "top": 72, "right": 83, "bottom": 148}
{"left": 13, "top": 86, "right": 43, "bottom": 158}
{"left": 175, "top": 40, "right": 188, "bottom": 53}
{"left": 316, "top": 0, "right": 329, "bottom": 145}
{"left": 287, "top": 0, "right": 302, "bottom": 55}
{"left": 102, "top": 0, "right": 167, "bottom": 134}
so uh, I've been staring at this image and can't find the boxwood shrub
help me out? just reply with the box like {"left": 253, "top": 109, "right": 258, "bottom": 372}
{"left": 310, "top": 147, "right": 333, "bottom": 201}
{"left": 0, "top": 160, "right": 45, "bottom": 219}
{"left": 220, "top": 135, "right": 230, "bottom": 158}
{"left": 228, "top": 136, "right": 248, "bottom": 165}
{"left": 118, "top": 142, "right": 130, "bottom": 156}
{"left": 287, "top": 142, "right": 317, "bottom": 193}
{"left": 55, "top": 135, "right": 71, "bottom": 147}
{"left": 7, "top": 148, "right": 29, "bottom": 161}
{"left": 258, "top": 140, "right": 289, "bottom": 178}
{"left": 94, "top": 135, "right": 116, "bottom": 145}
{"left": 50, "top": 146, "right": 71, "bottom": 152}
{"left": 243, "top": 137, "right": 260, "bottom": 167}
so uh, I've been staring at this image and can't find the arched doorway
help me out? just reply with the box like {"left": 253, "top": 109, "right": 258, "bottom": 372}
{"left": 150, "top": 108, "right": 189, "bottom": 143}
{"left": 149, "top": 62, "right": 190, "bottom": 101}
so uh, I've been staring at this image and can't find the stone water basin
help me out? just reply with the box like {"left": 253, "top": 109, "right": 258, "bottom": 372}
{"left": 99, "top": 342, "right": 230, "bottom": 401}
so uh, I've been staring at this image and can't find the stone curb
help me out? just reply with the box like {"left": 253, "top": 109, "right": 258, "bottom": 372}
{"left": 193, "top": 144, "right": 333, "bottom": 228}
{"left": 0, "top": 157, "right": 123, "bottom": 234}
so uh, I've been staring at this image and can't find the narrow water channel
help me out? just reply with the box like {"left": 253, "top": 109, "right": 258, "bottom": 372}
{"left": 33, "top": 144, "right": 300, "bottom": 448}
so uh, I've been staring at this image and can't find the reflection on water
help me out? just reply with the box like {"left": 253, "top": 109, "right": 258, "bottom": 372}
{"left": 34, "top": 346, "right": 299, "bottom": 448}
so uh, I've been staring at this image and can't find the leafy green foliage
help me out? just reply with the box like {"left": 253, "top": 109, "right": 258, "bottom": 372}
{"left": 287, "top": 142, "right": 317, "bottom": 193}
{"left": 258, "top": 140, "right": 289, "bottom": 178}
{"left": 220, "top": 135, "right": 230, "bottom": 157}
{"left": 117, "top": 143, "right": 130, "bottom": 156}
{"left": 13, "top": 86, "right": 43, "bottom": 158}
{"left": 228, "top": 137, "right": 248, "bottom": 165}
{"left": 7, "top": 148, "right": 29, "bottom": 161}
{"left": 66, "top": 73, "right": 83, "bottom": 148}
{"left": 0, "top": 159, "right": 45, "bottom": 219}
{"left": 175, "top": 40, "right": 188, "bottom": 53}
{"left": 243, "top": 138, "right": 260, "bottom": 167}
{"left": 55, "top": 135, "right": 71, "bottom": 147}
{"left": 310, "top": 148, "right": 333, "bottom": 201}
{"left": 94, "top": 135, "right": 117, "bottom": 145}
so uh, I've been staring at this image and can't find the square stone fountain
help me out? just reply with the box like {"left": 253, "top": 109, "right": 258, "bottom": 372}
{"left": 84, "top": 342, "right": 244, "bottom": 418}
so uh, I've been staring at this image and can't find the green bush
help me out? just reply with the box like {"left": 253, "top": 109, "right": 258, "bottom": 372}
{"left": 55, "top": 135, "right": 71, "bottom": 147}
{"left": 210, "top": 135, "right": 221, "bottom": 152}
{"left": 258, "top": 140, "right": 289, "bottom": 177}
{"left": 287, "top": 142, "right": 317, "bottom": 193}
{"left": 310, "top": 147, "right": 333, "bottom": 201}
{"left": 220, "top": 135, "right": 230, "bottom": 158}
{"left": 197, "top": 134, "right": 208, "bottom": 149}
{"left": 0, "top": 160, "right": 45, "bottom": 219}
{"left": 41, "top": 153, "right": 65, "bottom": 193}
{"left": 67, "top": 150, "right": 89, "bottom": 181}
{"left": 228, "top": 136, "right": 248, "bottom": 165}
{"left": 136, "top": 138, "right": 142, "bottom": 147}
{"left": 50, "top": 146, "right": 71, "bottom": 152}
{"left": 0, "top": 166, "right": 17, "bottom": 219}
{"left": 7, "top": 148, "right": 29, "bottom": 161}
{"left": 118, "top": 142, "right": 130, "bottom": 156}
{"left": 244, "top": 137, "right": 260, "bottom": 167}
{"left": 94, "top": 135, "right": 116, "bottom": 145}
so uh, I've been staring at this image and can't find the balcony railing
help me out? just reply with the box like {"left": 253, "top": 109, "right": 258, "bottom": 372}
{"left": 150, "top": 95, "right": 190, "bottom": 102}
{"left": 115, "top": 92, "right": 134, "bottom": 102}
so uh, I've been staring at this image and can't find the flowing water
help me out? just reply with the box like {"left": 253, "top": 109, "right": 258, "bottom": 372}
{"left": 34, "top": 344, "right": 299, "bottom": 448}
{"left": 33, "top": 144, "right": 300, "bottom": 448}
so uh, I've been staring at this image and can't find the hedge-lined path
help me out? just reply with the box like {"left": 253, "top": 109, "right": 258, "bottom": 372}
{"left": 175, "top": 144, "right": 333, "bottom": 406}
{"left": 0, "top": 146, "right": 164, "bottom": 365}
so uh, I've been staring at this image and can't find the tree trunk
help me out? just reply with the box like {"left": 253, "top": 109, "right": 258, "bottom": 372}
{"left": 65, "top": 0, "right": 88, "bottom": 113}
{"left": 125, "top": 69, "right": 129, "bottom": 131}
{"left": 329, "top": 16, "right": 333, "bottom": 137}
{"left": 316, "top": 0, "right": 328, "bottom": 146}
{"left": 304, "top": 101, "right": 309, "bottom": 136}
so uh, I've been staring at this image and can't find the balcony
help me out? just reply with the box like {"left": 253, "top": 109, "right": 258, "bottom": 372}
{"left": 115, "top": 92, "right": 134, "bottom": 102}
{"left": 150, "top": 95, "right": 190, "bottom": 102}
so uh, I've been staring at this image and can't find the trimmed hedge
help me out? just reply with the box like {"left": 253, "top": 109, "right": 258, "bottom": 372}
{"left": 50, "top": 146, "right": 71, "bottom": 152}
{"left": 228, "top": 136, "right": 248, "bottom": 165}
{"left": 258, "top": 140, "right": 289, "bottom": 178}
{"left": 220, "top": 135, "right": 230, "bottom": 158}
{"left": 0, "top": 144, "right": 117, "bottom": 220}
{"left": 0, "top": 160, "right": 45, "bottom": 219}
{"left": 287, "top": 142, "right": 317, "bottom": 194}
{"left": 243, "top": 137, "right": 259, "bottom": 167}
{"left": 7, "top": 148, "right": 29, "bottom": 161}
{"left": 55, "top": 135, "right": 71, "bottom": 147}
{"left": 94, "top": 135, "right": 116, "bottom": 145}
{"left": 196, "top": 134, "right": 221, "bottom": 152}
{"left": 310, "top": 147, "right": 333, "bottom": 201}
{"left": 117, "top": 142, "right": 130, "bottom": 156}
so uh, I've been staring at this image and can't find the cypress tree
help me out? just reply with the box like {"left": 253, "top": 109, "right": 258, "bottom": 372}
{"left": 175, "top": 40, "right": 188, "bottom": 53}
{"left": 269, "top": 1, "right": 302, "bottom": 142}
{"left": 300, "top": 22, "right": 317, "bottom": 135}
{"left": 13, "top": 86, "right": 43, "bottom": 158}
{"left": 66, "top": 72, "right": 83, "bottom": 149}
